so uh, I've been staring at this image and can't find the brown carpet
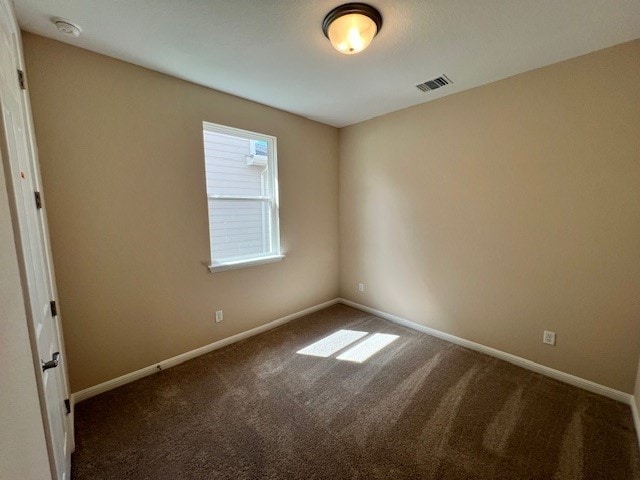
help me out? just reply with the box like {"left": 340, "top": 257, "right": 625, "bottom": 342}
{"left": 72, "top": 304, "right": 640, "bottom": 479}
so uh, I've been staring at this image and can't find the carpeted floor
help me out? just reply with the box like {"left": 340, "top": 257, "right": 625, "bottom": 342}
{"left": 72, "top": 304, "right": 640, "bottom": 479}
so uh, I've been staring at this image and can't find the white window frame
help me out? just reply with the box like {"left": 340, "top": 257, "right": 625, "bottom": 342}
{"left": 203, "top": 122, "right": 283, "bottom": 272}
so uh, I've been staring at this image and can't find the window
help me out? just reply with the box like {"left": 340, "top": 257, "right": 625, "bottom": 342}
{"left": 202, "top": 122, "right": 282, "bottom": 272}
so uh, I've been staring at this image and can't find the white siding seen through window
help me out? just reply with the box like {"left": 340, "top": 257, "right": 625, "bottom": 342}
{"left": 203, "top": 122, "right": 282, "bottom": 271}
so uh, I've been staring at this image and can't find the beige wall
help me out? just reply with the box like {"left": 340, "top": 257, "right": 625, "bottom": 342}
{"left": 340, "top": 40, "right": 640, "bottom": 393}
{"left": 0, "top": 154, "right": 52, "bottom": 479}
{"left": 22, "top": 33, "right": 340, "bottom": 392}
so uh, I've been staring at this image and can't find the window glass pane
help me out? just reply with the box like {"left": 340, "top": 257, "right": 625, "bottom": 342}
{"left": 209, "top": 199, "right": 272, "bottom": 261}
{"left": 204, "top": 131, "right": 269, "bottom": 197}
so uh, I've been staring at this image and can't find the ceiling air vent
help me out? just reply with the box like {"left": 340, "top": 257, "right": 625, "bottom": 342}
{"left": 416, "top": 74, "right": 452, "bottom": 92}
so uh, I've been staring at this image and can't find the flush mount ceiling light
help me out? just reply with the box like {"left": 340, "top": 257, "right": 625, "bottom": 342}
{"left": 52, "top": 17, "right": 82, "bottom": 37}
{"left": 322, "top": 3, "right": 382, "bottom": 55}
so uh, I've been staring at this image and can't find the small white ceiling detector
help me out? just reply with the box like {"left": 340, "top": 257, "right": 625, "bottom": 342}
{"left": 52, "top": 18, "right": 82, "bottom": 37}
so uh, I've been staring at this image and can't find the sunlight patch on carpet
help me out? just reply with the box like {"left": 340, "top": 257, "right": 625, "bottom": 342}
{"left": 296, "top": 329, "right": 368, "bottom": 357}
{"left": 336, "top": 333, "right": 399, "bottom": 363}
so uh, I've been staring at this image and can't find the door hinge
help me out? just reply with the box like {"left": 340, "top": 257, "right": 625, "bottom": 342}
{"left": 34, "top": 191, "right": 42, "bottom": 209}
{"left": 64, "top": 398, "right": 71, "bottom": 415}
{"left": 50, "top": 300, "right": 57, "bottom": 317}
{"left": 17, "top": 69, "right": 25, "bottom": 90}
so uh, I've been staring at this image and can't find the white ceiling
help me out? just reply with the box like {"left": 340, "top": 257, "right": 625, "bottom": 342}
{"left": 14, "top": 0, "right": 640, "bottom": 128}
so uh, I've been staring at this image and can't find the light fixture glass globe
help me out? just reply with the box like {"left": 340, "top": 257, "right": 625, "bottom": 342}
{"left": 327, "top": 13, "right": 378, "bottom": 55}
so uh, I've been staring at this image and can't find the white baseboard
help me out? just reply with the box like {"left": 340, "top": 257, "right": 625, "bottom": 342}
{"left": 71, "top": 298, "right": 340, "bottom": 404}
{"left": 339, "top": 298, "right": 632, "bottom": 405}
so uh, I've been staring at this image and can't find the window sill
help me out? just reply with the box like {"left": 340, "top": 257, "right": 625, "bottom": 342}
{"left": 208, "top": 254, "right": 285, "bottom": 273}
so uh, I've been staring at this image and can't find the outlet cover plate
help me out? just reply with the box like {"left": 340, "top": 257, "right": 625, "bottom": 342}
{"left": 543, "top": 330, "right": 556, "bottom": 346}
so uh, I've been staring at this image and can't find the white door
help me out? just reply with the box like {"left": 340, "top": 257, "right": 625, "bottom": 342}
{"left": 0, "top": 2, "right": 72, "bottom": 479}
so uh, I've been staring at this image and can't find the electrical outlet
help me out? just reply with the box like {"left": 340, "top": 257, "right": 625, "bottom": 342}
{"left": 543, "top": 330, "right": 556, "bottom": 346}
{"left": 215, "top": 310, "right": 223, "bottom": 323}
{"left": 358, "top": 283, "right": 365, "bottom": 292}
